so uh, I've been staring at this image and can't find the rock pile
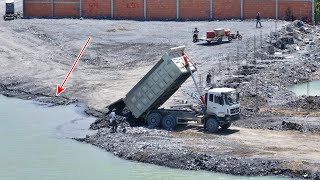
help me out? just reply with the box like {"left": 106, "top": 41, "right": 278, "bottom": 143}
{"left": 268, "top": 20, "right": 319, "bottom": 53}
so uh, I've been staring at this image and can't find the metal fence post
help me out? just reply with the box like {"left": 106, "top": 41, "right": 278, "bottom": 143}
{"left": 51, "top": 0, "right": 54, "bottom": 17}
{"left": 260, "top": 30, "right": 263, "bottom": 48}
{"left": 176, "top": 0, "right": 179, "bottom": 19}
{"left": 210, "top": 0, "right": 213, "bottom": 19}
{"left": 79, "top": 0, "right": 82, "bottom": 17}
{"left": 240, "top": 0, "right": 243, "bottom": 19}
{"left": 237, "top": 46, "right": 240, "bottom": 66}
{"left": 111, "top": 0, "right": 114, "bottom": 18}
{"left": 276, "top": 0, "right": 278, "bottom": 20}
{"left": 246, "top": 39, "right": 249, "bottom": 66}
{"left": 312, "top": 0, "right": 315, "bottom": 25}
{"left": 254, "top": 35, "right": 256, "bottom": 64}
{"left": 23, "top": 0, "right": 25, "bottom": 17}
{"left": 144, "top": 0, "right": 147, "bottom": 19}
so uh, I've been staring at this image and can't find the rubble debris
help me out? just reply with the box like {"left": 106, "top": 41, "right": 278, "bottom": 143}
{"left": 281, "top": 121, "right": 302, "bottom": 131}
{"left": 272, "top": 36, "right": 294, "bottom": 50}
{"left": 268, "top": 20, "right": 318, "bottom": 52}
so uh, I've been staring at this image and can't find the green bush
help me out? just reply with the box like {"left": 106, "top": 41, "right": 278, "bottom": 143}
{"left": 316, "top": 0, "right": 320, "bottom": 24}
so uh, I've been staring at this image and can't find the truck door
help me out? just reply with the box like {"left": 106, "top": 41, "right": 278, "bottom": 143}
{"left": 206, "top": 93, "right": 224, "bottom": 117}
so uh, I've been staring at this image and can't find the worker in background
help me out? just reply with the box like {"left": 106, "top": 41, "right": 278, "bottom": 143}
{"left": 256, "top": 12, "right": 262, "bottom": 28}
{"left": 206, "top": 71, "right": 212, "bottom": 86}
{"left": 193, "top": 27, "right": 199, "bottom": 42}
{"left": 109, "top": 109, "right": 117, "bottom": 133}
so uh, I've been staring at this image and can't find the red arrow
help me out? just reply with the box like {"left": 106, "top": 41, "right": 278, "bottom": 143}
{"left": 56, "top": 36, "right": 91, "bottom": 96}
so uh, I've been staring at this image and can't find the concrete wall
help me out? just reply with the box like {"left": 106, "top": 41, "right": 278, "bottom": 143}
{"left": 24, "top": 0, "right": 313, "bottom": 22}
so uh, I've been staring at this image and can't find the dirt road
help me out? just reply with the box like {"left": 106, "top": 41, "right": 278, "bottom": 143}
{"left": 1, "top": 0, "right": 320, "bottom": 178}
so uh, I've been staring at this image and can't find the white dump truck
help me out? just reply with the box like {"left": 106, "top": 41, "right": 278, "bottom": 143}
{"left": 107, "top": 46, "right": 240, "bottom": 133}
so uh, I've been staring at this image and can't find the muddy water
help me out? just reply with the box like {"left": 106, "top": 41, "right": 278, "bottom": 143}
{"left": 0, "top": 95, "right": 293, "bottom": 180}
{"left": 288, "top": 80, "right": 320, "bottom": 96}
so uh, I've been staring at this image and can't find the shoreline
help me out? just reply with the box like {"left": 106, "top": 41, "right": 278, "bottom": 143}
{"left": 1, "top": 75, "right": 320, "bottom": 179}
{"left": 2, "top": 45, "right": 320, "bottom": 180}
{"left": 75, "top": 127, "right": 320, "bottom": 179}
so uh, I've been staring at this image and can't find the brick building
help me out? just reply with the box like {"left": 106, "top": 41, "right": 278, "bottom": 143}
{"left": 23, "top": 0, "right": 315, "bottom": 22}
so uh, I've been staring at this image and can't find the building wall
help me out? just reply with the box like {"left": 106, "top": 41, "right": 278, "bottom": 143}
{"left": 243, "top": 0, "right": 276, "bottom": 19}
{"left": 24, "top": 1, "right": 52, "bottom": 17}
{"left": 279, "top": 0, "right": 312, "bottom": 20}
{"left": 147, "top": 0, "right": 176, "bottom": 19}
{"left": 114, "top": 0, "right": 144, "bottom": 18}
{"left": 213, "top": 0, "right": 241, "bottom": 19}
{"left": 82, "top": 0, "right": 111, "bottom": 17}
{"left": 53, "top": 2, "right": 80, "bottom": 17}
{"left": 24, "top": 0, "right": 313, "bottom": 22}
{"left": 179, "top": 0, "right": 210, "bottom": 20}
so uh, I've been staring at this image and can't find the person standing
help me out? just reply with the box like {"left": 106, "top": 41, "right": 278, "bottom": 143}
{"left": 193, "top": 27, "right": 199, "bottom": 42}
{"left": 206, "top": 72, "right": 212, "bottom": 86}
{"left": 109, "top": 109, "right": 117, "bottom": 133}
{"left": 256, "top": 12, "right": 262, "bottom": 28}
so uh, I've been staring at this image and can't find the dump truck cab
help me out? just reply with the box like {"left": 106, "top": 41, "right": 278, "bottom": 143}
{"left": 206, "top": 88, "right": 240, "bottom": 118}
{"left": 204, "top": 88, "right": 240, "bottom": 133}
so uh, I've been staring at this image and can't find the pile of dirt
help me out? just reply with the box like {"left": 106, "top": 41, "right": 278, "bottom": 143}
{"left": 268, "top": 20, "right": 319, "bottom": 52}
{"left": 282, "top": 96, "right": 320, "bottom": 111}
{"left": 234, "top": 116, "right": 320, "bottom": 133}
{"left": 89, "top": 115, "right": 130, "bottom": 131}
{"left": 281, "top": 120, "right": 303, "bottom": 131}
{"left": 232, "top": 47, "right": 320, "bottom": 117}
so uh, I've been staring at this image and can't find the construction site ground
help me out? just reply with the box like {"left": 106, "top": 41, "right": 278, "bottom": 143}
{"left": 1, "top": 1, "right": 320, "bottom": 179}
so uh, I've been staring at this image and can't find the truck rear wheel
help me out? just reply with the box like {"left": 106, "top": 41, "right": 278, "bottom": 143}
{"left": 147, "top": 112, "right": 162, "bottom": 128}
{"left": 205, "top": 118, "right": 219, "bottom": 133}
{"left": 217, "top": 38, "right": 223, "bottom": 44}
{"left": 162, "top": 114, "right": 177, "bottom": 130}
{"left": 221, "top": 122, "right": 231, "bottom": 129}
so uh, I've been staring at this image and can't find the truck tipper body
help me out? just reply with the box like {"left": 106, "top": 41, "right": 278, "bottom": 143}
{"left": 107, "top": 46, "right": 240, "bottom": 133}
{"left": 124, "top": 46, "right": 196, "bottom": 119}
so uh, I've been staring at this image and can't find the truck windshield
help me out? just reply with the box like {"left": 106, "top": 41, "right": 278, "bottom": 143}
{"left": 224, "top": 92, "right": 239, "bottom": 105}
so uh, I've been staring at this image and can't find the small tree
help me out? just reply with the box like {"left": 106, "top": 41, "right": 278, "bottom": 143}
{"left": 285, "top": 7, "right": 295, "bottom": 21}
{"left": 316, "top": 0, "right": 320, "bottom": 24}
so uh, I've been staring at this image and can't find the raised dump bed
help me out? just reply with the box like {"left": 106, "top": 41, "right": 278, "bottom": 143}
{"left": 107, "top": 46, "right": 241, "bottom": 133}
{"left": 123, "top": 46, "right": 196, "bottom": 119}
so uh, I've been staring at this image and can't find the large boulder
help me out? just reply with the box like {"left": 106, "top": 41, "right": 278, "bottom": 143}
{"left": 293, "top": 20, "right": 304, "bottom": 28}
{"left": 273, "top": 36, "right": 294, "bottom": 49}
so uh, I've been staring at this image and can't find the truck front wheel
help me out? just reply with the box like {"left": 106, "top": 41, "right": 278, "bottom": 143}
{"left": 206, "top": 118, "right": 219, "bottom": 133}
{"left": 147, "top": 112, "right": 162, "bottom": 128}
{"left": 220, "top": 122, "right": 231, "bottom": 130}
{"left": 162, "top": 115, "right": 177, "bottom": 130}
